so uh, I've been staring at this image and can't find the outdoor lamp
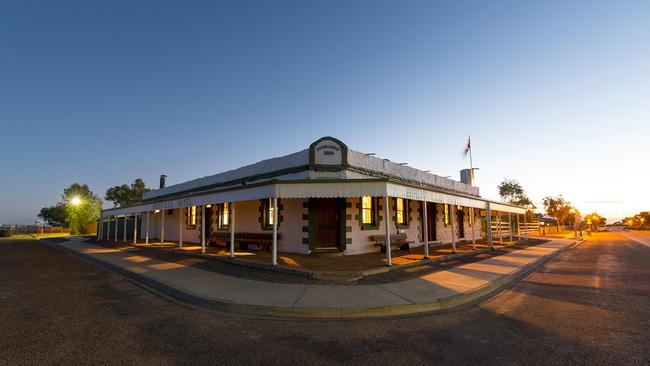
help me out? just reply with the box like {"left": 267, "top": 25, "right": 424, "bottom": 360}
{"left": 71, "top": 196, "right": 81, "bottom": 206}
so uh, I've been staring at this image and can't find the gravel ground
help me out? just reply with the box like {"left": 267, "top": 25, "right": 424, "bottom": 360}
{"left": 86, "top": 237, "right": 550, "bottom": 285}
{"left": 1, "top": 232, "right": 648, "bottom": 365}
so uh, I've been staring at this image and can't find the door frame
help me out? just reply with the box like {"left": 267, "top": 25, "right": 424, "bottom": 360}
{"left": 308, "top": 198, "right": 346, "bottom": 252}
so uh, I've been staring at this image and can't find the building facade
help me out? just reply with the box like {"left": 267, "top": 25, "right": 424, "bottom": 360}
{"left": 99, "top": 137, "right": 524, "bottom": 263}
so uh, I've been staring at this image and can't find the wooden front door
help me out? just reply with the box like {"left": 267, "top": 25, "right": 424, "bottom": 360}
{"left": 204, "top": 206, "right": 213, "bottom": 241}
{"left": 456, "top": 209, "right": 465, "bottom": 238}
{"left": 311, "top": 198, "right": 342, "bottom": 249}
{"left": 422, "top": 202, "right": 437, "bottom": 242}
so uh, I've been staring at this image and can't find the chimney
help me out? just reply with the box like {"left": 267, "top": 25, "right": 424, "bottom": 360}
{"left": 460, "top": 169, "right": 473, "bottom": 186}
{"left": 159, "top": 175, "right": 167, "bottom": 189}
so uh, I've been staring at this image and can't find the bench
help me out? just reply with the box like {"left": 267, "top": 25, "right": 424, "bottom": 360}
{"left": 209, "top": 232, "right": 281, "bottom": 251}
{"left": 370, "top": 233, "right": 414, "bottom": 252}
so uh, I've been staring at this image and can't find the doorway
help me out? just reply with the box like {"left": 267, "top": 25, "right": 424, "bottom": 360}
{"left": 309, "top": 198, "right": 344, "bottom": 250}
{"left": 204, "top": 206, "right": 213, "bottom": 241}
{"left": 456, "top": 208, "right": 465, "bottom": 239}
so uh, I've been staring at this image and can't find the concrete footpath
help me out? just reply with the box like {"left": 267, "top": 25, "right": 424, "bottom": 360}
{"left": 45, "top": 237, "right": 582, "bottom": 318}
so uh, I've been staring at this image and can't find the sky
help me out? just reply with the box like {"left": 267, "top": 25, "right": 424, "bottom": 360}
{"left": 1, "top": 0, "right": 649, "bottom": 225}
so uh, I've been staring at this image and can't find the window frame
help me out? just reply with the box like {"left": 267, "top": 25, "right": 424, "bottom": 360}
{"left": 444, "top": 204, "right": 450, "bottom": 226}
{"left": 359, "top": 196, "right": 379, "bottom": 230}
{"left": 217, "top": 202, "right": 230, "bottom": 230}
{"left": 394, "top": 198, "right": 410, "bottom": 228}
{"left": 185, "top": 206, "right": 197, "bottom": 230}
{"left": 260, "top": 198, "right": 281, "bottom": 230}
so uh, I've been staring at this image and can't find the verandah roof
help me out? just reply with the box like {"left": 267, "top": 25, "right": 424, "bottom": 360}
{"left": 101, "top": 179, "right": 524, "bottom": 217}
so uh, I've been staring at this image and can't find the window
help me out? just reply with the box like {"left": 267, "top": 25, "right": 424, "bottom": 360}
{"left": 395, "top": 198, "right": 409, "bottom": 227}
{"left": 267, "top": 199, "right": 275, "bottom": 226}
{"left": 396, "top": 198, "right": 405, "bottom": 224}
{"left": 185, "top": 206, "right": 197, "bottom": 229}
{"left": 469, "top": 207, "right": 474, "bottom": 226}
{"left": 260, "top": 198, "right": 280, "bottom": 229}
{"left": 361, "top": 196, "right": 375, "bottom": 225}
{"left": 444, "top": 204, "right": 450, "bottom": 226}
{"left": 218, "top": 202, "right": 230, "bottom": 229}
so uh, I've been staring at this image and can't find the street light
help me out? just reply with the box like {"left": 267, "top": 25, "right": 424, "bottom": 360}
{"left": 71, "top": 196, "right": 81, "bottom": 206}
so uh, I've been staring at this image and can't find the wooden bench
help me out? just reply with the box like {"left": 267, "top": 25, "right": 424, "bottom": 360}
{"left": 209, "top": 232, "right": 281, "bottom": 251}
{"left": 370, "top": 233, "right": 414, "bottom": 252}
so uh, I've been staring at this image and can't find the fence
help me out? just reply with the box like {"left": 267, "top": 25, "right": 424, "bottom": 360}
{"left": 37, "top": 226, "right": 69, "bottom": 234}
{"left": 518, "top": 222, "right": 540, "bottom": 234}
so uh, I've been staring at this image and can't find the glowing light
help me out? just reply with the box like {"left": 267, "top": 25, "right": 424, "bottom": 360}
{"left": 154, "top": 210, "right": 160, "bottom": 213}
{"left": 70, "top": 197, "right": 81, "bottom": 206}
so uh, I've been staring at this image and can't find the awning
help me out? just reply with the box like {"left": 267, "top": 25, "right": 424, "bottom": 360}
{"left": 101, "top": 179, "right": 525, "bottom": 217}
{"left": 102, "top": 184, "right": 275, "bottom": 217}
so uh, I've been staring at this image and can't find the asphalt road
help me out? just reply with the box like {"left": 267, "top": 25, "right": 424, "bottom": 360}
{"left": 1, "top": 232, "right": 649, "bottom": 365}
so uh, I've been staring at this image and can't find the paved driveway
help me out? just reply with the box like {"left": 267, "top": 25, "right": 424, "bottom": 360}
{"left": 1, "top": 232, "right": 649, "bottom": 365}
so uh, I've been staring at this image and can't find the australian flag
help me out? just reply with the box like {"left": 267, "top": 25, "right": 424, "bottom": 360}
{"left": 463, "top": 136, "right": 471, "bottom": 156}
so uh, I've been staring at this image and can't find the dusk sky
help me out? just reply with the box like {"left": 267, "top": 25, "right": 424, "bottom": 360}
{"left": 1, "top": 0, "right": 648, "bottom": 224}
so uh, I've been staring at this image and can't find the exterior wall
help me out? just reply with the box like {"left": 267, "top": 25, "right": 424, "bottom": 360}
{"left": 136, "top": 198, "right": 483, "bottom": 254}
{"left": 139, "top": 209, "right": 201, "bottom": 243}
{"left": 344, "top": 198, "right": 423, "bottom": 255}
{"left": 434, "top": 204, "right": 481, "bottom": 243}
{"left": 141, "top": 199, "right": 309, "bottom": 254}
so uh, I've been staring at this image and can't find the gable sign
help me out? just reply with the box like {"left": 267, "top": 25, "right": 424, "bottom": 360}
{"left": 309, "top": 137, "right": 347, "bottom": 168}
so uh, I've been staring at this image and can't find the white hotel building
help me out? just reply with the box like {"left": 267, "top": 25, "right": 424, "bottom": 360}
{"left": 99, "top": 137, "right": 525, "bottom": 265}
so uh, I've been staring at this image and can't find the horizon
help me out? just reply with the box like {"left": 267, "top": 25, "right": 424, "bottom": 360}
{"left": 1, "top": 0, "right": 648, "bottom": 225}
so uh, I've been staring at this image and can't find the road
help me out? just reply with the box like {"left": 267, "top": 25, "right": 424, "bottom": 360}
{"left": 612, "top": 227, "right": 650, "bottom": 247}
{"left": 1, "top": 232, "right": 649, "bottom": 365}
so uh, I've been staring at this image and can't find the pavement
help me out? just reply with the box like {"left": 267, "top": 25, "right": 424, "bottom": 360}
{"left": 45, "top": 236, "right": 581, "bottom": 318}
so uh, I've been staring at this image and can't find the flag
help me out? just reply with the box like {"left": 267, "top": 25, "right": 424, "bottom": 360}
{"left": 463, "top": 136, "right": 471, "bottom": 156}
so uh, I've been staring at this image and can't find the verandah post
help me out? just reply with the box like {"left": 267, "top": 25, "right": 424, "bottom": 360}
{"left": 509, "top": 212, "right": 513, "bottom": 243}
{"left": 497, "top": 213, "right": 503, "bottom": 244}
{"left": 114, "top": 216, "right": 118, "bottom": 241}
{"left": 523, "top": 212, "right": 528, "bottom": 241}
{"left": 179, "top": 207, "right": 183, "bottom": 248}
{"left": 486, "top": 203, "right": 494, "bottom": 250}
{"left": 161, "top": 210, "right": 165, "bottom": 247}
{"left": 384, "top": 195, "right": 392, "bottom": 266}
{"left": 133, "top": 213, "right": 138, "bottom": 244}
{"left": 107, "top": 217, "right": 111, "bottom": 241}
{"left": 272, "top": 197, "right": 278, "bottom": 266}
{"left": 450, "top": 204, "right": 457, "bottom": 253}
{"left": 201, "top": 205, "right": 206, "bottom": 254}
{"left": 145, "top": 211, "right": 150, "bottom": 245}
{"left": 230, "top": 202, "right": 236, "bottom": 258}
{"left": 123, "top": 216, "right": 127, "bottom": 242}
{"left": 422, "top": 200, "right": 429, "bottom": 259}
{"left": 471, "top": 207, "right": 476, "bottom": 250}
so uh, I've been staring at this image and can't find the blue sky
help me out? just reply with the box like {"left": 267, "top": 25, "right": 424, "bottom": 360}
{"left": 1, "top": 0, "right": 648, "bottom": 224}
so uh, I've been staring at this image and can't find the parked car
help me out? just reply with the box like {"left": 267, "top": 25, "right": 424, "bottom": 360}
{"left": 596, "top": 225, "right": 608, "bottom": 232}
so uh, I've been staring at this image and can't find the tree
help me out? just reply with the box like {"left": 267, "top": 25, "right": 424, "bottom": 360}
{"left": 623, "top": 211, "right": 649, "bottom": 229}
{"left": 543, "top": 195, "right": 573, "bottom": 231}
{"left": 105, "top": 178, "right": 150, "bottom": 207}
{"left": 585, "top": 212, "right": 606, "bottom": 230}
{"left": 498, "top": 178, "right": 536, "bottom": 219}
{"left": 63, "top": 183, "right": 103, "bottom": 235}
{"left": 38, "top": 204, "right": 67, "bottom": 226}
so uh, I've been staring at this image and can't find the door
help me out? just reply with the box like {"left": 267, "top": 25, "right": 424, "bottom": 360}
{"left": 456, "top": 209, "right": 465, "bottom": 238}
{"left": 311, "top": 198, "right": 342, "bottom": 249}
{"left": 204, "top": 206, "right": 213, "bottom": 241}
{"left": 422, "top": 202, "right": 437, "bottom": 242}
